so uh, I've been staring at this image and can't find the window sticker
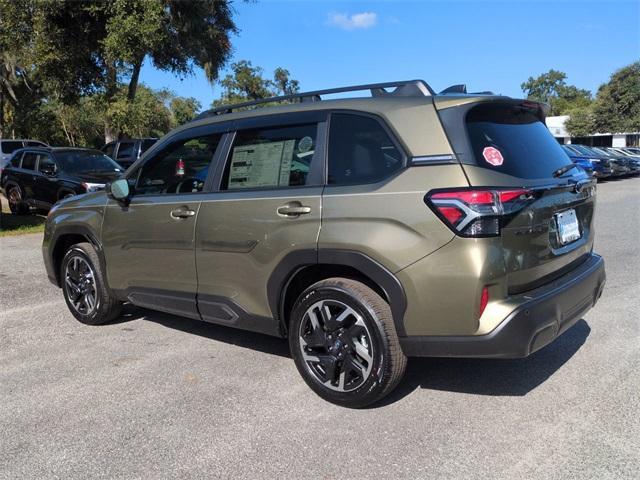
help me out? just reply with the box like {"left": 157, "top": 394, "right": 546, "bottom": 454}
{"left": 228, "top": 140, "right": 295, "bottom": 189}
{"left": 482, "top": 146, "right": 504, "bottom": 166}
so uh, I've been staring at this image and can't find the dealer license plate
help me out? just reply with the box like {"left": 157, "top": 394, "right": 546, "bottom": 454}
{"left": 555, "top": 209, "right": 581, "bottom": 245}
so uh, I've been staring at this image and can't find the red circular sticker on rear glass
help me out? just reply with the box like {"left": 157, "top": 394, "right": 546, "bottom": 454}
{"left": 482, "top": 146, "right": 504, "bottom": 166}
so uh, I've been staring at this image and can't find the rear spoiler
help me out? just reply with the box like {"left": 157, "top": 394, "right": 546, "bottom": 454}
{"left": 434, "top": 95, "right": 550, "bottom": 121}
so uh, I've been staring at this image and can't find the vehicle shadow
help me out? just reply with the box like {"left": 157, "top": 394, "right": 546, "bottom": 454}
{"left": 113, "top": 305, "right": 590, "bottom": 404}
{"left": 375, "top": 319, "right": 591, "bottom": 406}
{"left": 114, "top": 304, "right": 291, "bottom": 358}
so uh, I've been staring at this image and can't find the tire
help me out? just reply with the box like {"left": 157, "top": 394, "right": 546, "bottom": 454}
{"left": 6, "top": 184, "right": 28, "bottom": 215}
{"left": 61, "top": 242, "right": 122, "bottom": 325}
{"left": 289, "top": 277, "right": 407, "bottom": 408}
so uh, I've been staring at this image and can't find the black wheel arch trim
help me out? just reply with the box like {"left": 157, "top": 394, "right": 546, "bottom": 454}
{"left": 267, "top": 249, "right": 408, "bottom": 337}
{"left": 47, "top": 225, "right": 105, "bottom": 288}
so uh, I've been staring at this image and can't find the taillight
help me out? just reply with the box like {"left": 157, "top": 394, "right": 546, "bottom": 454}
{"left": 426, "top": 188, "right": 534, "bottom": 237}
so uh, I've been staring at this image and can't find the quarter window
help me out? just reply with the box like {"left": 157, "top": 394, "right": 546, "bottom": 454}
{"left": 10, "top": 152, "right": 23, "bottom": 167}
{"left": 328, "top": 114, "right": 403, "bottom": 185}
{"left": 135, "top": 134, "right": 221, "bottom": 195}
{"left": 103, "top": 143, "right": 116, "bottom": 158}
{"left": 222, "top": 124, "right": 318, "bottom": 190}
{"left": 21, "top": 152, "right": 38, "bottom": 170}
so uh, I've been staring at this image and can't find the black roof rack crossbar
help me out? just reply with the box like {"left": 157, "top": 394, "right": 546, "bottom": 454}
{"left": 196, "top": 79, "right": 434, "bottom": 120}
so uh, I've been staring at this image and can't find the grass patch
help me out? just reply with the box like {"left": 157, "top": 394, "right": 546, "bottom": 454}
{"left": 0, "top": 211, "right": 46, "bottom": 237}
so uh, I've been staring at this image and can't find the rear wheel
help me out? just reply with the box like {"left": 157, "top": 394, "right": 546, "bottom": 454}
{"left": 289, "top": 278, "right": 407, "bottom": 408}
{"left": 61, "top": 242, "right": 122, "bottom": 325}
{"left": 7, "top": 185, "right": 28, "bottom": 215}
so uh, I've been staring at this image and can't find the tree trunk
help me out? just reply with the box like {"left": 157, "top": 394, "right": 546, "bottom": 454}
{"left": 104, "top": 62, "right": 118, "bottom": 144}
{"left": 59, "top": 110, "right": 73, "bottom": 146}
{"left": 127, "top": 57, "right": 143, "bottom": 101}
{"left": 0, "top": 91, "right": 4, "bottom": 139}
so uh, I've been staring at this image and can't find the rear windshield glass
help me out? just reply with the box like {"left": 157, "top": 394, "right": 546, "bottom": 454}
{"left": 1, "top": 141, "right": 24, "bottom": 154}
{"left": 55, "top": 151, "right": 122, "bottom": 174}
{"left": 466, "top": 104, "right": 570, "bottom": 179}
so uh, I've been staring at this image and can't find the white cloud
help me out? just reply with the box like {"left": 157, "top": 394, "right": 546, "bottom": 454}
{"left": 327, "top": 12, "right": 378, "bottom": 31}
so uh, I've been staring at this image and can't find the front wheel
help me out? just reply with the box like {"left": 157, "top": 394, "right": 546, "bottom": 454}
{"left": 7, "top": 185, "right": 28, "bottom": 215}
{"left": 289, "top": 278, "right": 407, "bottom": 408}
{"left": 61, "top": 242, "right": 122, "bottom": 325}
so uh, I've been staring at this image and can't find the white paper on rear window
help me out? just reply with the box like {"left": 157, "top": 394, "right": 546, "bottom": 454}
{"left": 228, "top": 140, "right": 295, "bottom": 189}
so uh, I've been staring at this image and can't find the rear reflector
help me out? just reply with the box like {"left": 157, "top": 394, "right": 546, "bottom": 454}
{"left": 426, "top": 188, "right": 534, "bottom": 237}
{"left": 479, "top": 286, "right": 489, "bottom": 318}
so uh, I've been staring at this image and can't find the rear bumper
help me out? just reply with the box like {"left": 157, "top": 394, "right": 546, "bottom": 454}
{"left": 400, "top": 253, "right": 605, "bottom": 358}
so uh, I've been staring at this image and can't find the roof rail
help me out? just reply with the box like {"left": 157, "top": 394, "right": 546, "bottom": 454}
{"left": 195, "top": 79, "right": 434, "bottom": 120}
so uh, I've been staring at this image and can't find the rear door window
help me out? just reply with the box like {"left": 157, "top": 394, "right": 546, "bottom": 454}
{"left": 328, "top": 114, "right": 403, "bottom": 185}
{"left": 38, "top": 154, "right": 57, "bottom": 174}
{"left": 26, "top": 141, "right": 47, "bottom": 147}
{"left": 466, "top": 103, "right": 571, "bottom": 179}
{"left": 1, "top": 141, "right": 24, "bottom": 154}
{"left": 117, "top": 142, "right": 135, "bottom": 159}
{"left": 21, "top": 152, "right": 38, "bottom": 170}
{"left": 221, "top": 124, "right": 318, "bottom": 190}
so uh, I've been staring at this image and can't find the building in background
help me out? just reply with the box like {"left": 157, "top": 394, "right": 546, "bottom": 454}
{"left": 546, "top": 115, "right": 639, "bottom": 147}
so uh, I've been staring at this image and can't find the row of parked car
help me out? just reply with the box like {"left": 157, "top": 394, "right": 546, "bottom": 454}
{"left": 0, "top": 138, "right": 156, "bottom": 214}
{"left": 561, "top": 144, "right": 640, "bottom": 179}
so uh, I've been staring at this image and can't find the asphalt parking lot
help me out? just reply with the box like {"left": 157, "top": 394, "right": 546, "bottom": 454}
{"left": 1, "top": 179, "right": 639, "bottom": 479}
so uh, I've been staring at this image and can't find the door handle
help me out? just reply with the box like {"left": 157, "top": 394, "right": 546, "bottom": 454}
{"left": 170, "top": 208, "right": 196, "bottom": 219}
{"left": 277, "top": 204, "right": 311, "bottom": 217}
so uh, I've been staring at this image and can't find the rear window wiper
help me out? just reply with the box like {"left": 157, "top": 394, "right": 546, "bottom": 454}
{"left": 553, "top": 163, "right": 579, "bottom": 178}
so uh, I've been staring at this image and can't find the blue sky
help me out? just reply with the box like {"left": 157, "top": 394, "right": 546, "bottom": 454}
{"left": 140, "top": 0, "right": 640, "bottom": 110}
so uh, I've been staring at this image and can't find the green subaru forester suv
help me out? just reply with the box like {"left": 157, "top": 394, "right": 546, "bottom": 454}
{"left": 43, "top": 80, "right": 606, "bottom": 407}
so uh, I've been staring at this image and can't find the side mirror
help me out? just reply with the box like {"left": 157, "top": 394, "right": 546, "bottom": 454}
{"left": 107, "top": 178, "right": 130, "bottom": 202}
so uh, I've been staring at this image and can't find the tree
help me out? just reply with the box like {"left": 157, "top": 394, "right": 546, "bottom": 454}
{"left": 521, "top": 69, "right": 568, "bottom": 105}
{"left": 273, "top": 67, "right": 300, "bottom": 96}
{"left": 212, "top": 60, "right": 301, "bottom": 108}
{"left": 170, "top": 97, "right": 202, "bottom": 126}
{"left": 592, "top": 62, "right": 640, "bottom": 134}
{"left": 104, "top": 85, "right": 175, "bottom": 140}
{"left": 0, "top": 0, "right": 35, "bottom": 138}
{"left": 565, "top": 107, "right": 595, "bottom": 137}
{"left": 46, "top": 97, "right": 105, "bottom": 148}
{"left": 521, "top": 69, "right": 592, "bottom": 116}
{"left": 0, "top": 0, "right": 238, "bottom": 141}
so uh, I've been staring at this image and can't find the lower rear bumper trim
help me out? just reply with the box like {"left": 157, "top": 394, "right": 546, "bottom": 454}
{"left": 399, "top": 253, "right": 606, "bottom": 358}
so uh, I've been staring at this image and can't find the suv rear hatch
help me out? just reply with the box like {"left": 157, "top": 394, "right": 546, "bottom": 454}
{"left": 433, "top": 98, "right": 596, "bottom": 293}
